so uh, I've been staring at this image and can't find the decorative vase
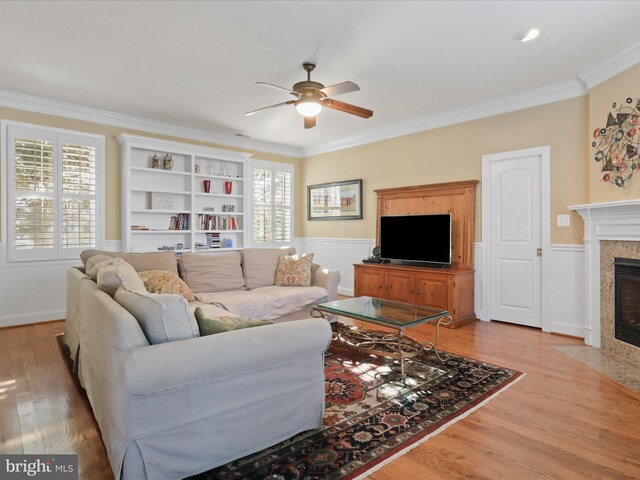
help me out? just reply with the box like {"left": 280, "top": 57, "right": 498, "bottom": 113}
{"left": 163, "top": 154, "right": 173, "bottom": 170}
{"left": 195, "top": 163, "right": 200, "bottom": 174}
{"left": 203, "top": 180, "right": 211, "bottom": 193}
{"left": 152, "top": 154, "right": 159, "bottom": 169}
{"left": 224, "top": 181, "right": 232, "bottom": 194}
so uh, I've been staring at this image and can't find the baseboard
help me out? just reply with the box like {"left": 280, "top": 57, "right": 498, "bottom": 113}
{"left": 338, "top": 287, "right": 354, "bottom": 297}
{"left": 0, "top": 310, "right": 66, "bottom": 328}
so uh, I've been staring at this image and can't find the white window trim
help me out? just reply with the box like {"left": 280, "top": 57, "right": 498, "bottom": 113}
{"left": 247, "top": 158, "right": 295, "bottom": 248}
{"left": 2, "top": 120, "right": 106, "bottom": 263}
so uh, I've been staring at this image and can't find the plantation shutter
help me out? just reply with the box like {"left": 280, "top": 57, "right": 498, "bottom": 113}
{"left": 7, "top": 124, "right": 104, "bottom": 262}
{"left": 250, "top": 161, "right": 293, "bottom": 245}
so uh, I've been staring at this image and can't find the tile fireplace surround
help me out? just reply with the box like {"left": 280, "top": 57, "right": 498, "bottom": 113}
{"left": 570, "top": 199, "right": 640, "bottom": 365}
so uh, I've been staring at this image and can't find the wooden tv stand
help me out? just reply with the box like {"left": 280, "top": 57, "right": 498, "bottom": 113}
{"left": 356, "top": 180, "right": 479, "bottom": 329}
{"left": 354, "top": 263, "right": 475, "bottom": 328}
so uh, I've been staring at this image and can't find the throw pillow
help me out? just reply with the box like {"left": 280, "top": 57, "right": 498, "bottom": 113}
{"left": 85, "top": 254, "right": 113, "bottom": 280}
{"left": 274, "top": 253, "right": 314, "bottom": 287}
{"left": 193, "top": 307, "right": 272, "bottom": 336}
{"left": 138, "top": 270, "right": 196, "bottom": 301}
{"left": 96, "top": 258, "right": 148, "bottom": 297}
{"left": 178, "top": 251, "right": 245, "bottom": 293}
{"left": 242, "top": 247, "right": 296, "bottom": 289}
{"left": 115, "top": 288, "right": 200, "bottom": 344}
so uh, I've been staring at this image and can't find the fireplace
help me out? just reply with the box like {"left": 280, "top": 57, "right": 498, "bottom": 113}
{"left": 615, "top": 258, "right": 640, "bottom": 348}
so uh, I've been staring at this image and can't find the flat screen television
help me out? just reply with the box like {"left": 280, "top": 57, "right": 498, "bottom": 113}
{"left": 379, "top": 214, "right": 452, "bottom": 265}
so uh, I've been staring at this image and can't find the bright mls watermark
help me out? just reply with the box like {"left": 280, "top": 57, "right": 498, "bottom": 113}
{"left": 0, "top": 455, "right": 77, "bottom": 479}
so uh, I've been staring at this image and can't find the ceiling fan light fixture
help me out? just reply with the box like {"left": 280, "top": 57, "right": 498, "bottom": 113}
{"left": 514, "top": 28, "right": 540, "bottom": 42}
{"left": 295, "top": 98, "right": 323, "bottom": 117}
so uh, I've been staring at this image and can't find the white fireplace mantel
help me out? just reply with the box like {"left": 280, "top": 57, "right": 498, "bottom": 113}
{"left": 568, "top": 199, "right": 640, "bottom": 347}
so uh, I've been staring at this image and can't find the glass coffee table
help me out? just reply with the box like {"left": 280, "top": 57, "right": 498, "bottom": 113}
{"left": 312, "top": 296, "right": 452, "bottom": 379}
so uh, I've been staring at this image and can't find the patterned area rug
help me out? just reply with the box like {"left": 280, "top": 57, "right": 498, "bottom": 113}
{"left": 189, "top": 323, "right": 524, "bottom": 480}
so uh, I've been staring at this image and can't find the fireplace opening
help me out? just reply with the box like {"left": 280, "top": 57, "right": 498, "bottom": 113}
{"left": 615, "top": 257, "right": 640, "bottom": 348}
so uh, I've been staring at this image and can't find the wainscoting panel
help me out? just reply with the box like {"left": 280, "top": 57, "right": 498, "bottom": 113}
{"left": 0, "top": 241, "right": 121, "bottom": 328}
{"left": 548, "top": 244, "right": 585, "bottom": 337}
{"left": 298, "top": 237, "right": 376, "bottom": 296}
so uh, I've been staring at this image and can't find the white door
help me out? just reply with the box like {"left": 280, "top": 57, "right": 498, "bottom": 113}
{"left": 489, "top": 154, "right": 542, "bottom": 327}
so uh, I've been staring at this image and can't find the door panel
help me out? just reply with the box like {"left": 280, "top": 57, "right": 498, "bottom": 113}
{"left": 416, "top": 276, "right": 447, "bottom": 309}
{"left": 386, "top": 272, "right": 414, "bottom": 303}
{"left": 490, "top": 155, "right": 542, "bottom": 327}
{"left": 358, "top": 270, "right": 384, "bottom": 298}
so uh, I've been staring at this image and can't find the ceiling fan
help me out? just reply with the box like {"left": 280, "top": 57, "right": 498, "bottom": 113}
{"left": 245, "top": 62, "right": 373, "bottom": 129}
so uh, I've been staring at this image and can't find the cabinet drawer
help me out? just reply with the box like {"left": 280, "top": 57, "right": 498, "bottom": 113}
{"left": 416, "top": 277, "right": 446, "bottom": 309}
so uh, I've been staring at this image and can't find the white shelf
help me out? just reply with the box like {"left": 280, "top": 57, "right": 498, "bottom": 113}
{"left": 195, "top": 193, "right": 244, "bottom": 199}
{"left": 131, "top": 230, "right": 192, "bottom": 234}
{"left": 194, "top": 247, "right": 243, "bottom": 252}
{"left": 133, "top": 209, "right": 189, "bottom": 214}
{"left": 132, "top": 167, "right": 190, "bottom": 176}
{"left": 195, "top": 174, "right": 243, "bottom": 181}
{"left": 132, "top": 188, "right": 190, "bottom": 195}
{"left": 119, "top": 133, "right": 249, "bottom": 253}
{"left": 195, "top": 211, "right": 243, "bottom": 216}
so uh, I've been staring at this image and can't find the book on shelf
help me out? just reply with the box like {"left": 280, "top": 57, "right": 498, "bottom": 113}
{"left": 131, "top": 225, "right": 149, "bottom": 230}
{"left": 197, "top": 214, "right": 238, "bottom": 231}
{"left": 169, "top": 213, "right": 190, "bottom": 230}
{"left": 205, "top": 232, "right": 221, "bottom": 248}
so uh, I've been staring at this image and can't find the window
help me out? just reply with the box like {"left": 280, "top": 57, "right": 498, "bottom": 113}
{"left": 4, "top": 122, "right": 104, "bottom": 262}
{"left": 249, "top": 160, "right": 293, "bottom": 246}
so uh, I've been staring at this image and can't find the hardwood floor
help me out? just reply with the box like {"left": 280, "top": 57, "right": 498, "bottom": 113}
{"left": 1, "top": 319, "right": 639, "bottom": 479}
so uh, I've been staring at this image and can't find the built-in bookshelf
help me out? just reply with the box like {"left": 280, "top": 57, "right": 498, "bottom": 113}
{"left": 118, "top": 134, "right": 250, "bottom": 253}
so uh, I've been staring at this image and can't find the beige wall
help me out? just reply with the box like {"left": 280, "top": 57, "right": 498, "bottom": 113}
{"left": 0, "top": 107, "right": 302, "bottom": 241}
{"left": 302, "top": 96, "right": 589, "bottom": 244}
{"left": 588, "top": 64, "right": 640, "bottom": 203}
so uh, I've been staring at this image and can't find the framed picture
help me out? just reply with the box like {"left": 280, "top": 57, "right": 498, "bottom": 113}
{"left": 307, "top": 179, "right": 363, "bottom": 220}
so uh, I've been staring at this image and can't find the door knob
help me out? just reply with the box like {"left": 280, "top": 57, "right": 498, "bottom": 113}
{"left": 537, "top": 248, "right": 542, "bottom": 257}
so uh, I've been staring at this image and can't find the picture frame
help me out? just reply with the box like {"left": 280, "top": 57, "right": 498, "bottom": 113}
{"left": 307, "top": 179, "right": 363, "bottom": 220}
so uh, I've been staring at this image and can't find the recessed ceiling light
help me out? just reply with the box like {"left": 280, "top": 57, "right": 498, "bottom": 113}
{"left": 514, "top": 28, "right": 540, "bottom": 42}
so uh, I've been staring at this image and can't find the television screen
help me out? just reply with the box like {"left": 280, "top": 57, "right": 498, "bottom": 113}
{"left": 379, "top": 214, "right": 452, "bottom": 265}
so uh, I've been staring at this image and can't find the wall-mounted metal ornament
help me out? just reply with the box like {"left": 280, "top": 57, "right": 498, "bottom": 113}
{"left": 593, "top": 97, "right": 640, "bottom": 188}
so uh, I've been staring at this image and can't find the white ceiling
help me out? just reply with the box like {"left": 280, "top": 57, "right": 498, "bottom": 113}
{"left": 1, "top": 1, "right": 639, "bottom": 156}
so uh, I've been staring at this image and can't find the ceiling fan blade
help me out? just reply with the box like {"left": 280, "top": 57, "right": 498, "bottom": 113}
{"left": 319, "top": 81, "right": 360, "bottom": 97}
{"left": 244, "top": 100, "right": 295, "bottom": 116}
{"left": 304, "top": 116, "right": 316, "bottom": 129}
{"left": 322, "top": 98, "right": 373, "bottom": 118}
{"left": 256, "top": 81, "right": 300, "bottom": 96}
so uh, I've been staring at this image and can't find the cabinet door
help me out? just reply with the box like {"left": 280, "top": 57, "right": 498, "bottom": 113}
{"left": 386, "top": 271, "right": 414, "bottom": 303}
{"left": 415, "top": 276, "right": 447, "bottom": 309}
{"left": 357, "top": 269, "right": 385, "bottom": 298}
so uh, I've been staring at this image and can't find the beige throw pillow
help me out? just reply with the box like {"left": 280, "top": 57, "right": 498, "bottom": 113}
{"left": 179, "top": 251, "right": 245, "bottom": 293}
{"left": 242, "top": 247, "right": 296, "bottom": 289}
{"left": 274, "top": 253, "right": 314, "bottom": 287}
{"left": 138, "top": 270, "right": 196, "bottom": 302}
{"left": 96, "top": 258, "right": 148, "bottom": 297}
{"left": 85, "top": 254, "right": 113, "bottom": 280}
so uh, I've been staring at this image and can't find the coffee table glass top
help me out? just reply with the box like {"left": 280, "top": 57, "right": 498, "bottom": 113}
{"left": 315, "top": 296, "right": 448, "bottom": 329}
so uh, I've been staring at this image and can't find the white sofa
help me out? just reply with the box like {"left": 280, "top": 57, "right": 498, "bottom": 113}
{"left": 64, "top": 248, "right": 339, "bottom": 479}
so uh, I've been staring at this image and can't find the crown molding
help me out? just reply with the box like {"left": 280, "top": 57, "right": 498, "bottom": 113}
{"left": 579, "top": 40, "right": 640, "bottom": 90}
{"left": 302, "top": 78, "right": 588, "bottom": 157}
{"left": 0, "top": 89, "right": 303, "bottom": 158}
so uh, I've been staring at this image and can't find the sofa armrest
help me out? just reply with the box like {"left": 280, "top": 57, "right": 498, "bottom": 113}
{"left": 129, "top": 317, "right": 332, "bottom": 395}
{"left": 312, "top": 266, "right": 340, "bottom": 301}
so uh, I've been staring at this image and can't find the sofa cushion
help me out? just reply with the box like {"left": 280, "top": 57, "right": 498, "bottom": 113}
{"left": 80, "top": 249, "right": 178, "bottom": 276}
{"left": 274, "top": 253, "right": 314, "bottom": 287}
{"left": 97, "top": 258, "right": 148, "bottom": 297}
{"left": 179, "top": 251, "right": 245, "bottom": 293}
{"left": 193, "top": 307, "right": 272, "bottom": 336}
{"left": 195, "top": 285, "right": 328, "bottom": 321}
{"left": 85, "top": 254, "right": 113, "bottom": 280}
{"left": 139, "top": 270, "right": 196, "bottom": 301}
{"left": 114, "top": 287, "right": 200, "bottom": 344}
{"left": 242, "top": 247, "right": 296, "bottom": 289}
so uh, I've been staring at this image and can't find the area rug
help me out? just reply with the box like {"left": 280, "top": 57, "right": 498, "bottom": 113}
{"left": 188, "top": 323, "right": 524, "bottom": 480}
